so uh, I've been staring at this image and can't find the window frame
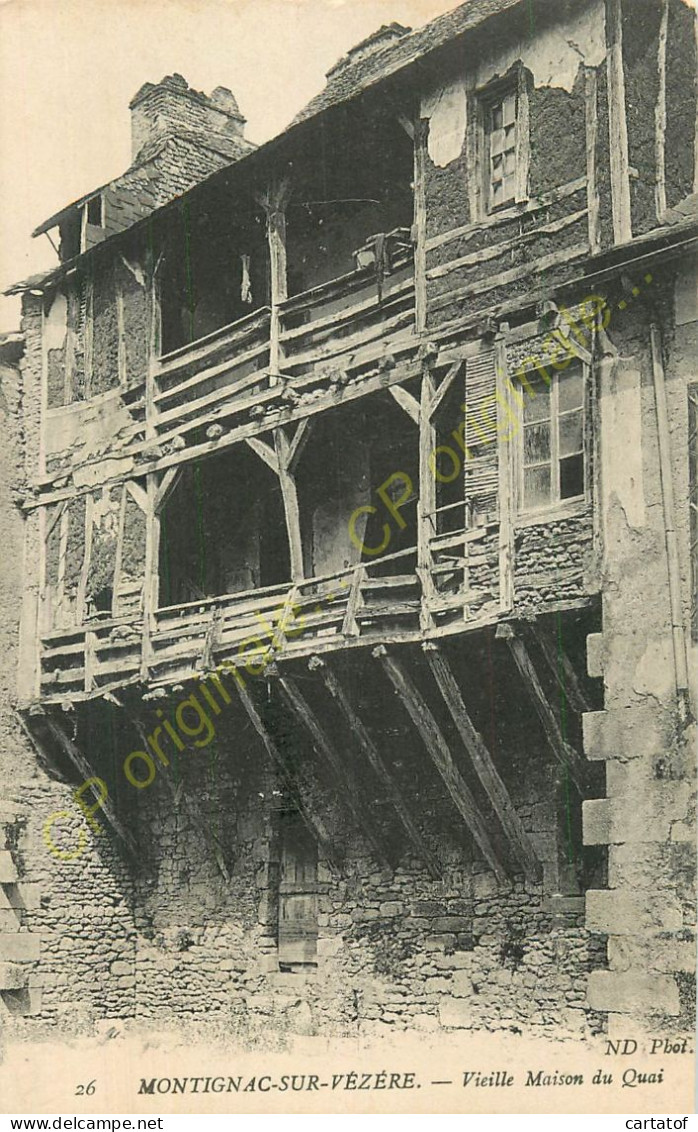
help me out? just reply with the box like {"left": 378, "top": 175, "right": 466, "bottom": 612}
{"left": 515, "top": 357, "right": 590, "bottom": 519}
{"left": 471, "top": 67, "right": 530, "bottom": 220}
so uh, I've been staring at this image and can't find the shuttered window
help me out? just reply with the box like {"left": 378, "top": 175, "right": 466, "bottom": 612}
{"left": 487, "top": 91, "right": 518, "bottom": 210}
{"left": 278, "top": 811, "right": 318, "bottom": 969}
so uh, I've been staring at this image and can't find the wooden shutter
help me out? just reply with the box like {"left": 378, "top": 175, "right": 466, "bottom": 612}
{"left": 278, "top": 812, "right": 318, "bottom": 967}
{"left": 464, "top": 349, "right": 498, "bottom": 523}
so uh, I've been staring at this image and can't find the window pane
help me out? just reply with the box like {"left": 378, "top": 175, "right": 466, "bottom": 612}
{"left": 491, "top": 104, "right": 503, "bottom": 130}
{"left": 522, "top": 375, "right": 551, "bottom": 422}
{"left": 492, "top": 182, "right": 504, "bottom": 206}
{"left": 491, "top": 130, "right": 505, "bottom": 156}
{"left": 502, "top": 174, "right": 517, "bottom": 202}
{"left": 504, "top": 150, "right": 516, "bottom": 175}
{"left": 559, "top": 365, "right": 584, "bottom": 411}
{"left": 502, "top": 93, "right": 517, "bottom": 125}
{"left": 492, "top": 153, "right": 503, "bottom": 171}
{"left": 559, "top": 409, "right": 583, "bottom": 456}
{"left": 524, "top": 465, "right": 551, "bottom": 510}
{"left": 560, "top": 453, "right": 584, "bottom": 499}
{"left": 524, "top": 421, "right": 551, "bottom": 463}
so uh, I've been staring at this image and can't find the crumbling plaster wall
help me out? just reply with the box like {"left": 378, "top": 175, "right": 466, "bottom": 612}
{"left": 583, "top": 267, "right": 696, "bottom": 1033}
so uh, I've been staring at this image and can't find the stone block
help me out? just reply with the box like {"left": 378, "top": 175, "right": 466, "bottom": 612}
{"left": 0, "top": 883, "right": 39, "bottom": 911}
{"left": 316, "top": 937, "right": 343, "bottom": 959}
{"left": 438, "top": 998, "right": 473, "bottom": 1028}
{"left": 586, "top": 633, "right": 604, "bottom": 678}
{"left": 582, "top": 799, "right": 612, "bottom": 845}
{"left": 607, "top": 935, "right": 696, "bottom": 975}
{"left": 0, "top": 962, "right": 27, "bottom": 990}
{"left": 424, "top": 976, "right": 451, "bottom": 993}
{"left": 109, "top": 961, "right": 132, "bottom": 977}
{"left": 0, "top": 934, "right": 40, "bottom": 963}
{"left": 432, "top": 916, "right": 470, "bottom": 932}
{"left": 0, "top": 852, "right": 18, "bottom": 884}
{"left": 379, "top": 902, "right": 403, "bottom": 917}
{"left": 472, "top": 873, "right": 498, "bottom": 898}
{"left": 451, "top": 969, "right": 474, "bottom": 997}
{"left": 582, "top": 707, "right": 665, "bottom": 763}
{"left": 586, "top": 889, "right": 684, "bottom": 935}
{"left": 0, "top": 909, "right": 20, "bottom": 932}
{"left": 587, "top": 970, "right": 680, "bottom": 1016}
{"left": 425, "top": 934, "right": 456, "bottom": 952}
{"left": 411, "top": 1013, "right": 439, "bottom": 1032}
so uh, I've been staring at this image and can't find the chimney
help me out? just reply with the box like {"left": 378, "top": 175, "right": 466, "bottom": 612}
{"left": 129, "top": 74, "right": 247, "bottom": 163}
{"left": 326, "top": 23, "right": 411, "bottom": 82}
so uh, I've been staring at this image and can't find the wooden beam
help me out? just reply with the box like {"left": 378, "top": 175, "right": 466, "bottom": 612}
{"left": 423, "top": 644, "right": 540, "bottom": 882}
{"left": 287, "top": 417, "right": 314, "bottom": 475}
{"left": 529, "top": 622, "right": 591, "bottom": 715}
{"left": 496, "top": 624, "right": 587, "bottom": 793}
{"left": 229, "top": 680, "right": 341, "bottom": 873}
{"left": 245, "top": 436, "right": 280, "bottom": 475}
{"left": 43, "top": 713, "right": 138, "bottom": 857}
{"left": 277, "top": 672, "right": 389, "bottom": 865}
{"left": 311, "top": 655, "right": 442, "bottom": 879}
{"left": 495, "top": 334, "right": 514, "bottom": 613}
{"left": 374, "top": 646, "right": 508, "bottom": 882}
{"left": 428, "top": 360, "right": 463, "bottom": 419}
{"left": 606, "top": 0, "right": 632, "bottom": 242}
{"left": 141, "top": 472, "right": 159, "bottom": 679}
{"left": 396, "top": 111, "right": 415, "bottom": 140}
{"left": 418, "top": 369, "right": 437, "bottom": 631}
{"left": 274, "top": 427, "right": 304, "bottom": 581}
{"left": 341, "top": 564, "right": 365, "bottom": 638}
{"left": 413, "top": 117, "right": 428, "bottom": 333}
{"left": 258, "top": 176, "right": 291, "bottom": 379}
{"left": 584, "top": 66, "right": 601, "bottom": 253}
{"left": 388, "top": 384, "right": 420, "bottom": 424}
{"left": 655, "top": 0, "right": 669, "bottom": 219}
{"left": 126, "top": 480, "right": 148, "bottom": 513}
{"left": 153, "top": 467, "right": 181, "bottom": 513}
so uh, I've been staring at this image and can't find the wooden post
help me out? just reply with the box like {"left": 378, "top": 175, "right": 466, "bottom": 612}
{"left": 145, "top": 248, "right": 163, "bottom": 440}
{"left": 496, "top": 624, "right": 587, "bottom": 793}
{"left": 374, "top": 645, "right": 508, "bottom": 882}
{"left": 418, "top": 368, "right": 436, "bottom": 631}
{"left": 584, "top": 66, "right": 601, "bottom": 253}
{"left": 605, "top": 0, "right": 632, "bottom": 243}
{"left": 141, "top": 472, "right": 159, "bottom": 679}
{"left": 495, "top": 332, "right": 514, "bottom": 612}
{"left": 274, "top": 427, "right": 304, "bottom": 582}
{"left": 655, "top": 0, "right": 669, "bottom": 220}
{"left": 529, "top": 622, "right": 591, "bottom": 715}
{"left": 277, "top": 672, "right": 389, "bottom": 865}
{"left": 258, "top": 177, "right": 291, "bottom": 381}
{"left": 413, "top": 117, "right": 428, "bottom": 334}
{"left": 310, "top": 655, "right": 442, "bottom": 879}
{"left": 423, "top": 644, "right": 540, "bottom": 882}
{"left": 233, "top": 678, "right": 340, "bottom": 872}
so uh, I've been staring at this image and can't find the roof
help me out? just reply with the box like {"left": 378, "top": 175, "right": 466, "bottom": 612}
{"left": 290, "top": 0, "right": 524, "bottom": 126}
{"left": 33, "top": 131, "right": 255, "bottom": 239}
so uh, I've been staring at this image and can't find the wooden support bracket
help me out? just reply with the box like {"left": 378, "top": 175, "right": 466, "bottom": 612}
{"left": 496, "top": 623, "right": 587, "bottom": 793}
{"left": 423, "top": 643, "right": 541, "bottom": 882}
{"left": 277, "top": 672, "right": 389, "bottom": 866}
{"left": 374, "top": 645, "right": 508, "bottom": 882}
{"left": 310, "top": 655, "right": 442, "bottom": 879}
{"left": 529, "top": 622, "right": 591, "bottom": 715}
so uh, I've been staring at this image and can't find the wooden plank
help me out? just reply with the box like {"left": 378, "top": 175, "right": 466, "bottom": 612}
{"left": 424, "top": 644, "right": 540, "bottom": 882}
{"left": 126, "top": 480, "right": 148, "bottom": 513}
{"left": 428, "top": 360, "right": 463, "bottom": 418}
{"left": 245, "top": 436, "right": 280, "bottom": 475}
{"left": 277, "top": 673, "right": 388, "bottom": 864}
{"left": 341, "top": 564, "right": 365, "bottom": 637}
{"left": 43, "top": 713, "right": 138, "bottom": 857}
{"left": 311, "top": 655, "right": 442, "bottom": 879}
{"left": 606, "top": 0, "right": 632, "bottom": 243}
{"left": 388, "top": 384, "right": 420, "bottom": 424}
{"left": 418, "top": 369, "right": 437, "bottom": 632}
{"left": 425, "top": 177, "right": 587, "bottom": 253}
{"left": 584, "top": 67, "right": 601, "bottom": 253}
{"left": 496, "top": 624, "right": 587, "bottom": 793}
{"left": 529, "top": 622, "right": 591, "bottom": 715}
{"left": 287, "top": 417, "right": 314, "bottom": 475}
{"left": 374, "top": 646, "right": 507, "bottom": 881}
{"left": 655, "top": 0, "right": 669, "bottom": 219}
{"left": 495, "top": 334, "right": 514, "bottom": 612}
{"left": 274, "top": 427, "right": 304, "bottom": 581}
{"left": 413, "top": 116, "right": 428, "bottom": 333}
{"left": 429, "top": 243, "right": 590, "bottom": 314}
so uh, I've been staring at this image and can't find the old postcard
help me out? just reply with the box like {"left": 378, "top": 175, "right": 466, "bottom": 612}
{"left": 0, "top": 0, "right": 696, "bottom": 1116}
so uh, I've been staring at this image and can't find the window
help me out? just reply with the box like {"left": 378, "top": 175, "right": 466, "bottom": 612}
{"left": 520, "top": 362, "right": 586, "bottom": 513}
{"left": 487, "top": 91, "right": 518, "bottom": 210}
{"left": 277, "top": 811, "right": 318, "bottom": 970}
{"left": 473, "top": 71, "right": 529, "bottom": 217}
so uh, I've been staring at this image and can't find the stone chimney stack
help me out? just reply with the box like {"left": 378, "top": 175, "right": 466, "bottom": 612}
{"left": 129, "top": 74, "right": 247, "bottom": 163}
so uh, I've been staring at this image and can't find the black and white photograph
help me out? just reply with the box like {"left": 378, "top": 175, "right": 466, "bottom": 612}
{"left": 0, "top": 0, "right": 695, "bottom": 1118}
